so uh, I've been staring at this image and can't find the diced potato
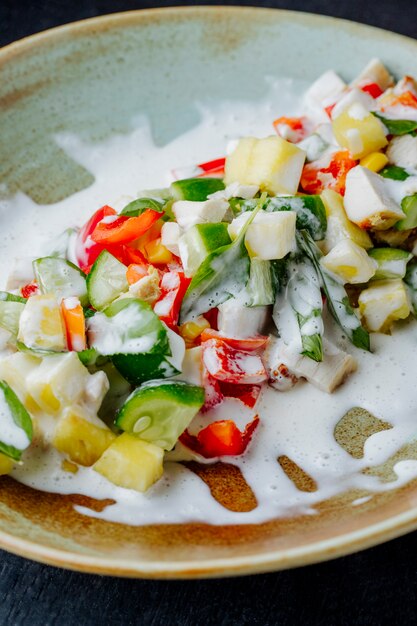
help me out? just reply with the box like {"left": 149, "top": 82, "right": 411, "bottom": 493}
{"left": 332, "top": 103, "right": 388, "bottom": 158}
{"left": 18, "top": 294, "right": 67, "bottom": 351}
{"left": 53, "top": 406, "right": 116, "bottom": 466}
{"left": 0, "top": 453, "right": 13, "bottom": 476}
{"left": 224, "top": 136, "right": 306, "bottom": 195}
{"left": 228, "top": 210, "right": 296, "bottom": 260}
{"left": 320, "top": 189, "right": 373, "bottom": 252}
{"left": 26, "top": 352, "right": 108, "bottom": 415}
{"left": 0, "top": 352, "right": 41, "bottom": 412}
{"left": 321, "top": 239, "right": 377, "bottom": 284}
{"left": 360, "top": 152, "right": 389, "bottom": 173}
{"left": 344, "top": 166, "right": 405, "bottom": 230}
{"left": 350, "top": 58, "right": 393, "bottom": 91}
{"left": 358, "top": 279, "right": 411, "bottom": 332}
{"left": 94, "top": 433, "right": 164, "bottom": 493}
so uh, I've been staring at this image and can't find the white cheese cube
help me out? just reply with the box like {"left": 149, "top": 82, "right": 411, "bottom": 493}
{"left": 320, "top": 239, "right": 377, "bottom": 284}
{"left": 358, "top": 279, "right": 411, "bottom": 332}
{"left": 208, "top": 182, "right": 259, "bottom": 201}
{"left": 228, "top": 210, "right": 296, "bottom": 260}
{"left": 172, "top": 198, "right": 229, "bottom": 231}
{"left": 344, "top": 166, "right": 405, "bottom": 230}
{"left": 217, "top": 298, "right": 268, "bottom": 338}
{"left": 161, "top": 221, "right": 181, "bottom": 256}
{"left": 26, "top": 352, "right": 98, "bottom": 415}
{"left": 331, "top": 88, "right": 374, "bottom": 119}
{"left": 305, "top": 70, "right": 346, "bottom": 107}
{"left": 350, "top": 58, "right": 393, "bottom": 91}
{"left": 386, "top": 135, "right": 417, "bottom": 169}
{"left": 83, "top": 371, "right": 110, "bottom": 415}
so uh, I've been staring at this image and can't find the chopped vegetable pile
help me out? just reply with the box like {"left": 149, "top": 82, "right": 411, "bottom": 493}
{"left": 2, "top": 58, "right": 417, "bottom": 494}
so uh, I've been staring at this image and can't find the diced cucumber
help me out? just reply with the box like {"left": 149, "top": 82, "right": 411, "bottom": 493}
{"left": 115, "top": 380, "right": 205, "bottom": 450}
{"left": 0, "top": 292, "right": 26, "bottom": 336}
{"left": 86, "top": 251, "right": 128, "bottom": 311}
{"left": 368, "top": 248, "right": 412, "bottom": 280}
{"left": 245, "top": 259, "right": 275, "bottom": 306}
{"left": 379, "top": 165, "right": 410, "bottom": 181}
{"left": 178, "top": 222, "right": 231, "bottom": 276}
{"left": 394, "top": 195, "right": 417, "bottom": 231}
{"left": 170, "top": 178, "right": 225, "bottom": 202}
{"left": 120, "top": 197, "right": 165, "bottom": 217}
{"left": 0, "top": 380, "right": 33, "bottom": 462}
{"left": 33, "top": 257, "right": 88, "bottom": 306}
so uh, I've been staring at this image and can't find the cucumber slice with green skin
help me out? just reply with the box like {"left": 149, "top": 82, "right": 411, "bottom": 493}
{"left": 0, "top": 292, "right": 26, "bottom": 336}
{"left": 379, "top": 165, "right": 410, "bottom": 181}
{"left": 368, "top": 248, "right": 412, "bottom": 280}
{"left": 245, "top": 259, "right": 275, "bottom": 306}
{"left": 170, "top": 178, "right": 225, "bottom": 202}
{"left": 0, "top": 380, "right": 33, "bottom": 461}
{"left": 179, "top": 222, "right": 231, "bottom": 276}
{"left": 115, "top": 380, "right": 205, "bottom": 450}
{"left": 33, "top": 257, "right": 88, "bottom": 307}
{"left": 86, "top": 250, "right": 128, "bottom": 311}
{"left": 394, "top": 195, "right": 417, "bottom": 231}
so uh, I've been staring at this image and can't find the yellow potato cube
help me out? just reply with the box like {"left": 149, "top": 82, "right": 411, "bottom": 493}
{"left": 94, "top": 433, "right": 164, "bottom": 493}
{"left": 332, "top": 104, "right": 388, "bottom": 159}
{"left": 18, "top": 294, "right": 67, "bottom": 351}
{"left": 53, "top": 407, "right": 116, "bottom": 466}
{"left": 358, "top": 279, "right": 411, "bottom": 333}
{"left": 320, "top": 189, "right": 373, "bottom": 253}
{"left": 321, "top": 239, "right": 377, "bottom": 284}
{"left": 225, "top": 136, "right": 306, "bottom": 195}
{"left": 0, "top": 453, "right": 13, "bottom": 476}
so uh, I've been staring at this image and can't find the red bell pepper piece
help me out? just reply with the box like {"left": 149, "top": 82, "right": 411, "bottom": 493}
{"left": 200, "top": 328, "right": 269, "bottom": 352}
{"left": 21, "top": 282, "right": 39, "bottom": 298}
{"left": 75, "top": 205, "right": 117, "bottom": 272}
{"left": 153, "top": 271, "right": 191, "bottom": 328}
{"left": 217, "top": 382, "right": 262, "bottom": 409}
{"left": 202, "top": 339, "right": 268, "bottom": 384}
{"left": 360, "top": 82, "right": 384, "bottom": 99}
{"left": 198, "top": 157, "right": 226, "bottom": 173}
{"left": 91, "top": 209, "right": 163, "bottom": 245}
{"left": 180, "top": 415, "right": 259, "bottom": 458}
{"left": 300, "top": 150, "right": 358, "bottom": 196}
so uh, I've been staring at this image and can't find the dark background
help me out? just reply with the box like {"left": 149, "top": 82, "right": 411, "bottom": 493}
{"left": 1, "top": 1, "right": 417, "bottom": 624}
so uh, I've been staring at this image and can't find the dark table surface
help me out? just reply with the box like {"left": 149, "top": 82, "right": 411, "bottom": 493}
{"left": 1, "top": 1, "right": 417, "bottom": 624}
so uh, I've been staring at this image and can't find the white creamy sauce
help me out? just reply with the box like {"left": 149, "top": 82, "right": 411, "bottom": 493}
{"left": 3, "top": 77, "right": 417, "bottom": 525}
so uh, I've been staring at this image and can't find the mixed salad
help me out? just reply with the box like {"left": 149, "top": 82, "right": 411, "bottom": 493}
{"left": 1, "top": 58, "right": 417, "bottom": 495}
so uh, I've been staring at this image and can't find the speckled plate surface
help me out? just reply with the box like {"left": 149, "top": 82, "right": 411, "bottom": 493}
{"left": 1, "top": 6, "right": 417, "bottom": 578}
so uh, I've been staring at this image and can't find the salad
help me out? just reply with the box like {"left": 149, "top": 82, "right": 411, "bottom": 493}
{"left": 1, "top": 58, "right": 417, "bottom": 497}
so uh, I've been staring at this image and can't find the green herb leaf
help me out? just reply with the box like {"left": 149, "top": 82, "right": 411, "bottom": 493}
{"left": 373, "top": 113, "right": 417, "bottom": 136}
{"left": 379, "top": 165, "right": 410, "bottom": 181}
{"left": 0, "top": 380, "right": 33, "bottom": 461}
{"left": 120, "top": 197, "right": 165, "bottom": 217}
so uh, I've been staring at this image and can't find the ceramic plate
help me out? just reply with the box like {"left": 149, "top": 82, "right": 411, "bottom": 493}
{"left": 1, "top": 7, "right": 417, "bottom": 578}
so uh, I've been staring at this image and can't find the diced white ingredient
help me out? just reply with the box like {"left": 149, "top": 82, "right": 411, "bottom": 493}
{"left": 217, "top": 298, "right": 268, "bottom": 338}
{"left": 321, "top": 239, "right": 377, "bottom": 284}
{"left": 316, "top": 123, "right": 337, "bottom": 145}
{"left": 128, "top": 267, "right": 160, "bottom": 303}
{"left": 0, "top": 353, "right": 40, "bottom": 406}
{"left": 350, "top": 58, "right": 393, "bottom": 91}
{"left": 175, "top": 346, "right": 203, "bottom": 386}
{"left": 18, "top": 294, "right": 67, "bottom": 352}
{"left": 331, "top": 88, "right": 374, "bottom": 119}
{"left": 0, "top": 386, "right": 30, "bottom": 450}
{"left": 161, "top": 222, "right": 181, "bottom": 256}
{"left": 358, "top": 279, "right": 411, "bottom": 332}
{"left": 386, "top": 135, "right": 417, "bottom": 169}
{"left": 345, "top": 128, "right": 364, "bottom": 155}
{"left": 62, "top": 297, "right": 80, "bottom": 311}
{"left": 344, "top": 166, "right": 405, "bottom": 230}
{"left": 297, "top": 134, "right": 328, "bottom": 162}
{"left": 172, "top": 198, "right": 229, "bottom": 230}
{"left": 163, "top": 323, "right": 186, "bottom": 374}
{"left": 304, "top": 70, "right": 346, "bottom": 107}
{"left": 84, "top": 371, "right": 110, "bottom": 415}
{"left": 5, "top": 257, "right": 35, "bottom": 291}
{"left": 228, "top": 210, "right": 296, "bottom": 260}
{"left": 208, "top": 182, "right": 259, "bottom": 201}
{"left": 263, "top": 336, "right": 298, "bottom": 391}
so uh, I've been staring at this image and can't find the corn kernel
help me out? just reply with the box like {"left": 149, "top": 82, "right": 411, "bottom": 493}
{"left": 179, "top": 317, "right": 210, "bottom": 343}
{"left": 145, "top": 238, "right": 174, "bottom": 264}
{"left": 360, "top": 152, "right": 389, "bottom": 173}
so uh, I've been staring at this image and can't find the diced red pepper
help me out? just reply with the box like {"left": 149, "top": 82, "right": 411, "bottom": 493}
{"left": 180, "top": 415, "right": 259, "bottom": 458}
{"left": 21, "top": 282, "right": 39, "bottom": 298}
{"left": 198, "top": 157, "right": 226, "bottom": 172}
{"left": 75, "top": 205, "right": 117, "bottom": 272}
{"left": 202, "top": 339, "right": 268, "bottom": 384}
{"left": 218, "top": 382, "right": 262, "bottom": 409}
{"left": 153, "top": 271, "right": 191, "bottom": 328}
{"left": 360, "top": 82, "right": 384, "bottom": 99}
{"left": 200, "top": 328, "right": 269, "bottom": 352}
{"left": 91, "top": 209, "right": 163, "bottom": 245}
{"left": 300, "top": 150, "right": 358, "bottom": 196}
